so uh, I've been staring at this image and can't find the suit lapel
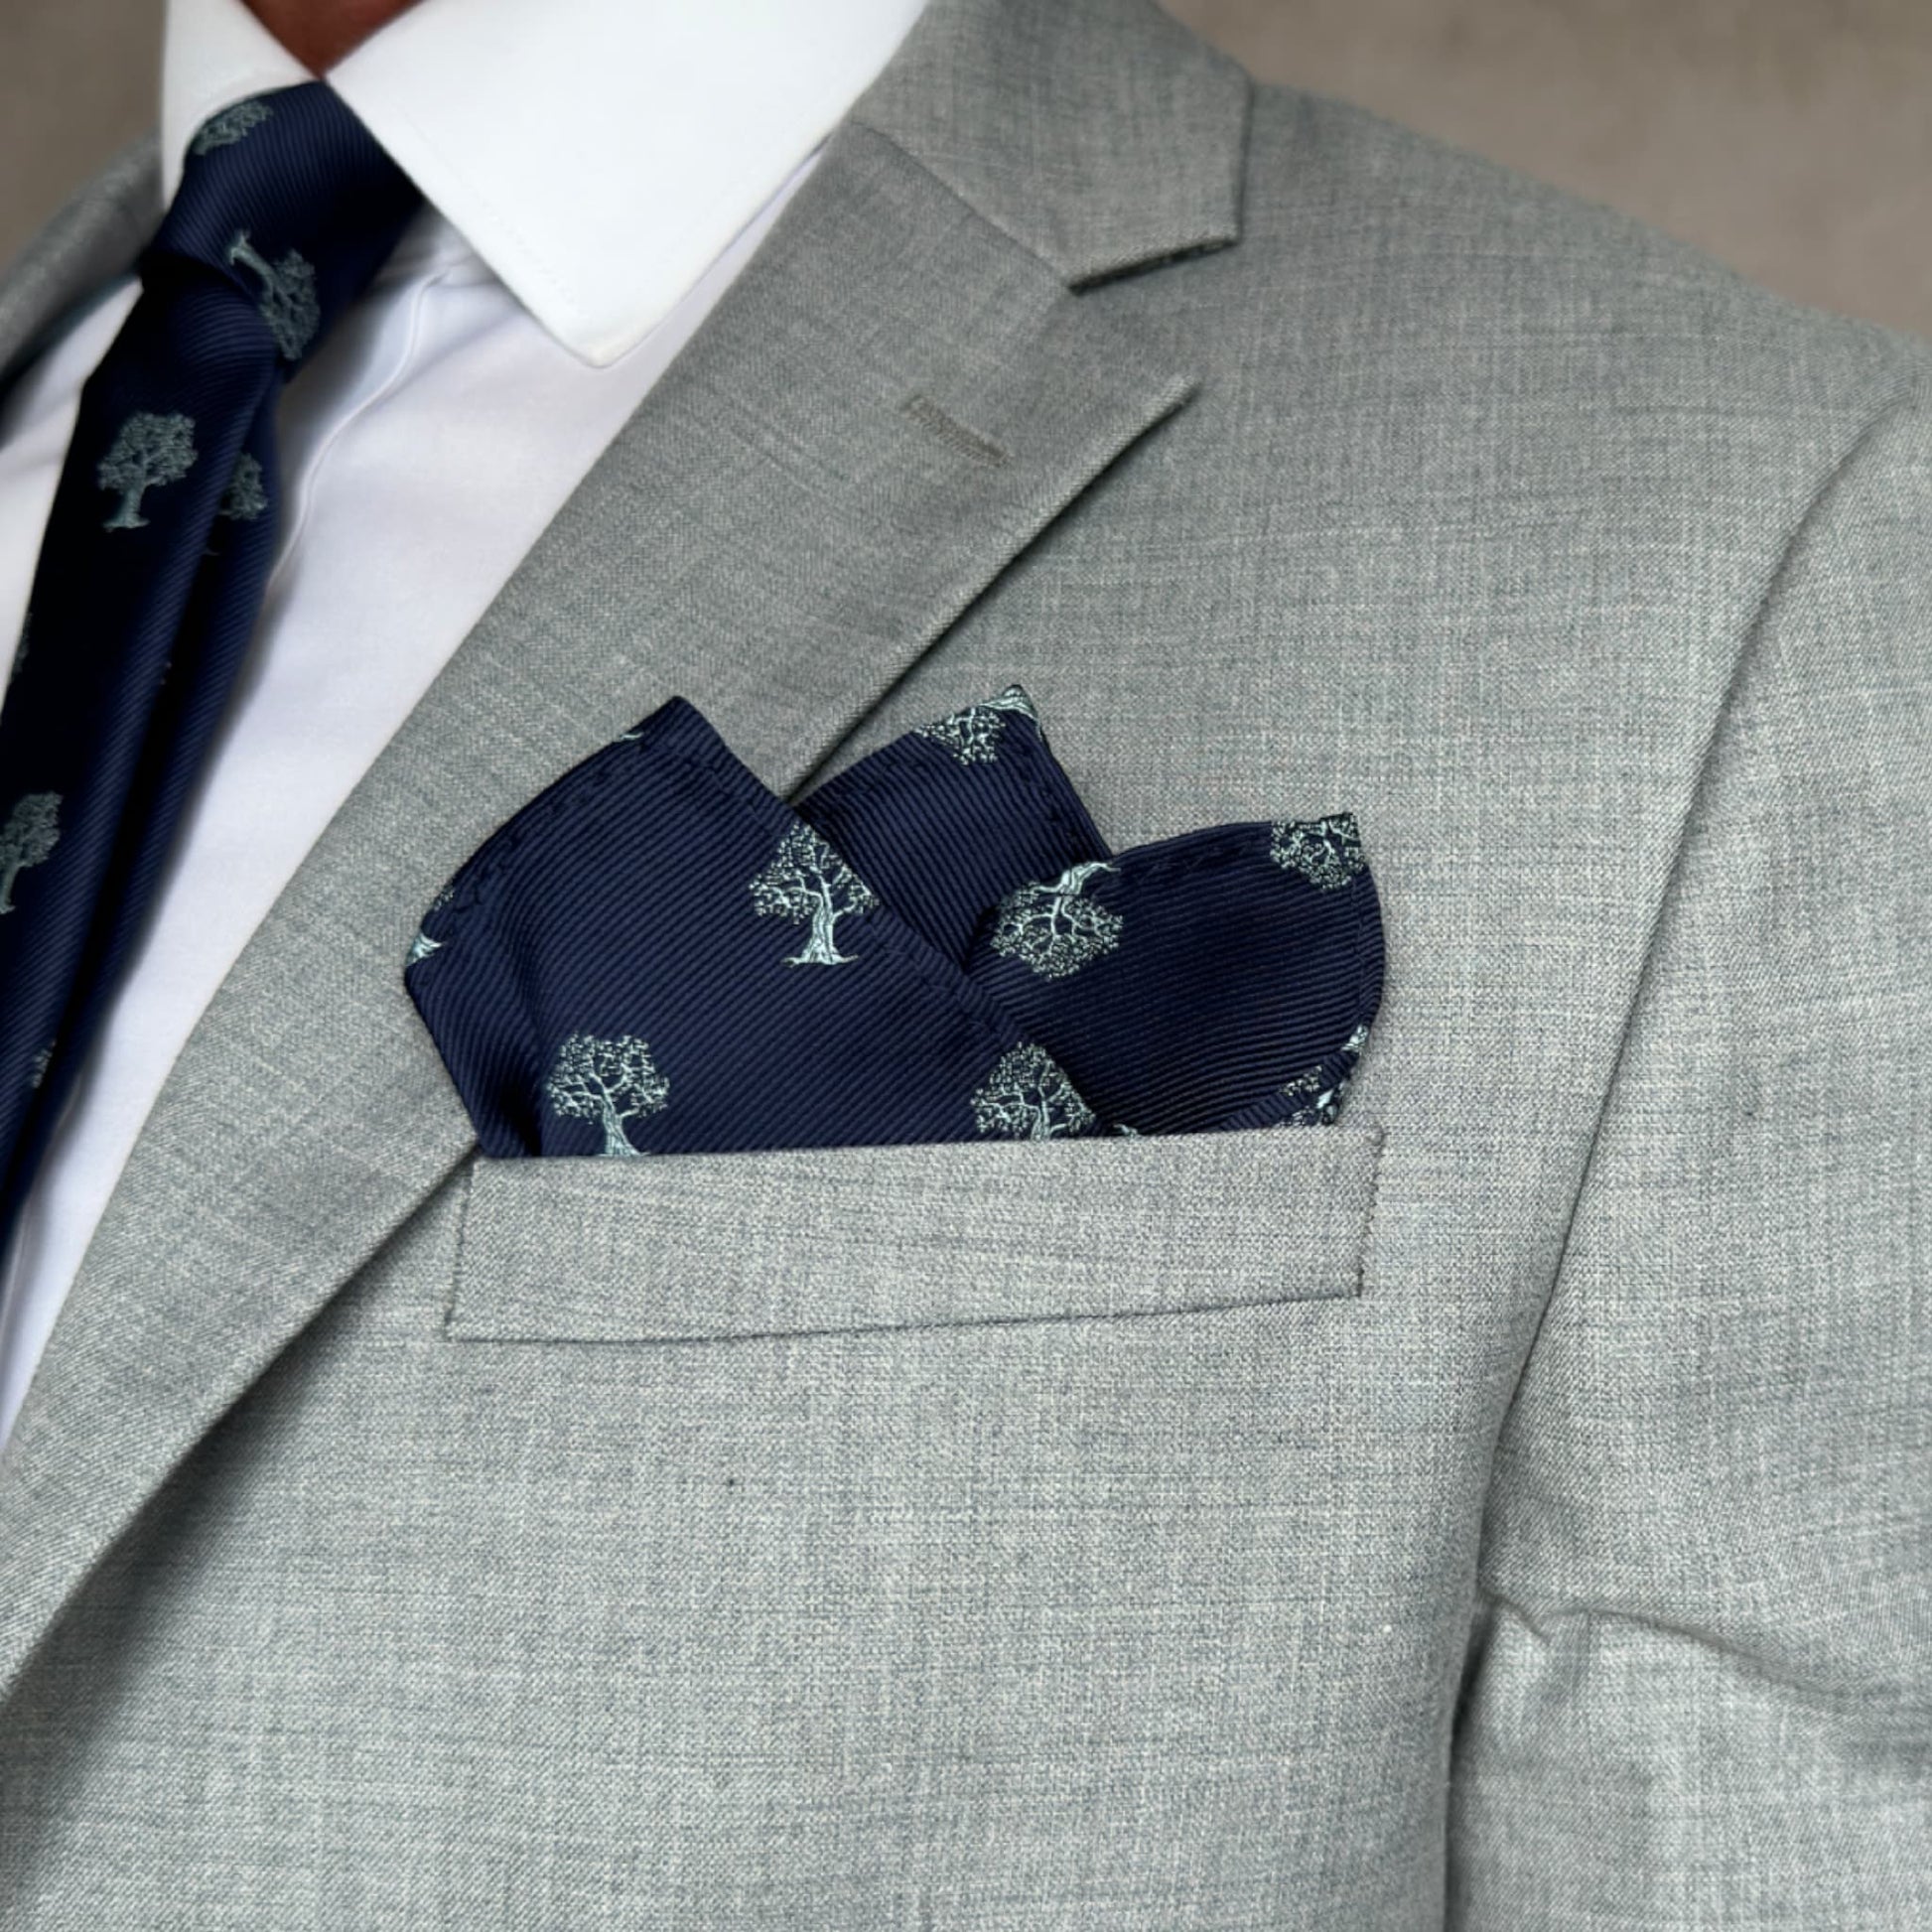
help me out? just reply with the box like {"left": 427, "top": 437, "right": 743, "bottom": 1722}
{"left": 0, "top": 138, "right": 158, "bottom": 401}
{"left": 0, "top": 0, "right": 1247, "bottom": 1703}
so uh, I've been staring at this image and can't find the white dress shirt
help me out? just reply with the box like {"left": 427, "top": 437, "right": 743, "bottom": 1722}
{"left": 0, "top": 0, "right": 928, "bottom": 1447}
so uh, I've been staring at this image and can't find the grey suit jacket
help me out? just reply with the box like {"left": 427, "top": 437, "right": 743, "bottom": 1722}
{"left": 0, "top": 1, "right": 1925, "bottom": 1924}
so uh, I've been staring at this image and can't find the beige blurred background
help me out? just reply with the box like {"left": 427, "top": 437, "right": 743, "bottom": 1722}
{"left": 1, "top": 0, "right": 1928, "bottom": 336}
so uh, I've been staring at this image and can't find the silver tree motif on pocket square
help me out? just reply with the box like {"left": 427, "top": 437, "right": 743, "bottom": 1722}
{"left": 988, "top": 861, "right": 1121, "bottom": 979}
{"left": 914, "top": 683, "right": 1039, "bottom": 764}
{"left": 971, "top": 1043, "right": 1095, "bottom": 1140}
{"left": 1269, "top": 813, "right": 1365, "bottom": 891}
{"left": 750, "top": 823, "right": 878, "bottom": 966}
{"left": 1278, "top": 1021, "right": 1373, "bottom": 1126}
{"left": 406, "top": 883, "right": 455, "bottom": 968}
{"left": 545, "top": 1032, "right": 669, "bottom": 1157}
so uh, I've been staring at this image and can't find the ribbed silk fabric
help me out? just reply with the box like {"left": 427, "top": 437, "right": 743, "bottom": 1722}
{"left": 406, "top": 689, "right": 1383, "bottom": 1153}
{"left": 404, "top": 699, "right": 1099, "bottom": 1156}
{"left": 793, "top": 685, "right": 1109, "bottom": 963}
{"left": 964, "top": 817, "right": 1382, "bottom": 1135}
{"left": 0, "top": 84, "right": 419, "bottom": 1247}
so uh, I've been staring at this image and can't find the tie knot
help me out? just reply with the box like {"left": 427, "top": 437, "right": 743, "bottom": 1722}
{"left": 148, "top": 84, "right": 421, "bottom": 367}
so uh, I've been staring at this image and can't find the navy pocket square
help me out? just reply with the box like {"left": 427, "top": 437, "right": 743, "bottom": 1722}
{"left": 961, "top": 818, "right": 1381, "bottom": 1136}
{"left": 794, "top": 685, "right": 1107, "bottom": 966}
{"left": 405, "top": 698, "right": 1093, "bottom": 1156}
{"left": 406, "top": 687, "right": 1384, "bottom": 1154}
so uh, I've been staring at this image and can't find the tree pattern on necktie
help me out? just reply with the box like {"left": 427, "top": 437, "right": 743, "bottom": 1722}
{"left": 225, "top": 231, "right": 322, "bottom": 359}
{"left": 218, "top": 453, "right": 268, "bottom": 521}
{"left": 191, "top": 97, "right": 272, "bottom": 154}
{"left": 0, "top": 83, "right": 422, "bottom": 1249}
{"left": 0, "top": 794, "right": 61, "bottom": 915}
{"left": 96, "top": 413, "right": 197, "bottom": 530}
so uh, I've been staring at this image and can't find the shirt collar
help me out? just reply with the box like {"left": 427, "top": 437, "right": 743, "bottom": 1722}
{"left": 161, "top": 0, "right": 929, "bottom": 366}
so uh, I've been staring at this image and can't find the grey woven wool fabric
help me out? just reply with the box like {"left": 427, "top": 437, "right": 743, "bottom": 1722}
{"left": 0, "top": 0, "right": 1926, "bottom": 1925}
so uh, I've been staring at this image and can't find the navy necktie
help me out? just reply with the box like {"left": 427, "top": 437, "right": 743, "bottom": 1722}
{"left": 0, "top": 86, "right": 419, "bottom": 1245}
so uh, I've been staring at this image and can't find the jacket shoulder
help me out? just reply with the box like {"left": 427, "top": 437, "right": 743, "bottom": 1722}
{"left": 1226, "top": 82, "right": 1930, "bottom": 424}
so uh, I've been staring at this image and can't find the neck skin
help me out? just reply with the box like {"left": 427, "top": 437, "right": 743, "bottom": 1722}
{"left": 244, "top": 0, "right": 420, "bottom": 71}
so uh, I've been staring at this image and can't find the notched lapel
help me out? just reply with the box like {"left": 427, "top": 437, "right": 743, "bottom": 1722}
{"left": 0, "top": 0, "right": 1248, "bottom": 1701}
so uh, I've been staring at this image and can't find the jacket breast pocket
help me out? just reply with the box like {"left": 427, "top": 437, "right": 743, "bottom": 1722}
{"left": 445, "top": 1124, "right": 1385, "bottom": 1344}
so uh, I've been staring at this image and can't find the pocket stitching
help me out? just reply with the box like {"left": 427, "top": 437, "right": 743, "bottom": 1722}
{"left": 443, "top": 1158, "right": 480, "bottom": 1338}
{"left": 1358, "top": 1120, "right": 1384, "bottom": 1298}
{"left": 444, "top": 1127, "right": 1383, "bottom": 1346}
